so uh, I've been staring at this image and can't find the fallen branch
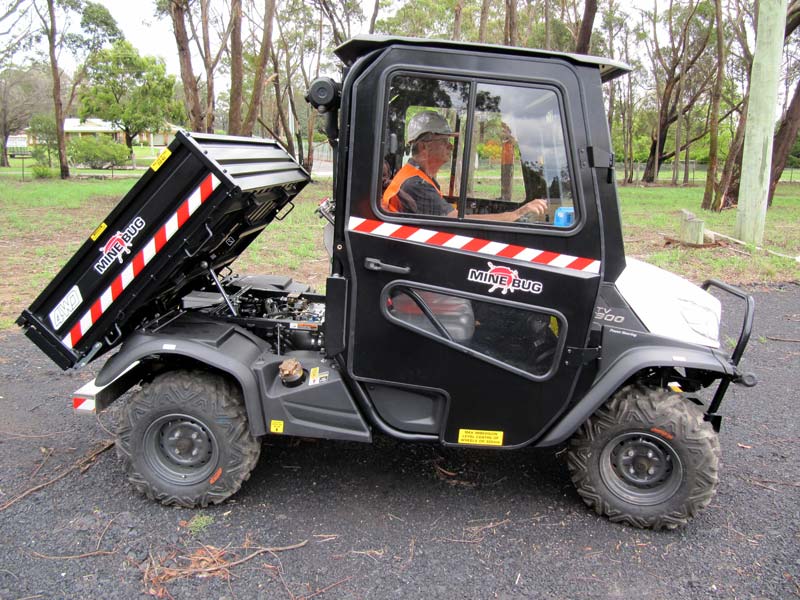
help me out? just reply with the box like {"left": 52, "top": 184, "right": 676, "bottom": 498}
{"left": 96, "top": 519, "right": 115, "bottom": 551}
{"left": 466, "top": 519, "right": 511, "bottom": 537}
{"left": 190, "top": 541, "right": 308, "bottom": 575}
{"left": 305, "top": 576, "right": 354, "bottom": 599}
{"left": 748, "top": 478, "right": 800, "bottom": 488}
{"left": 349, "top": 548, "right": 384, "bottom": 562}
{"left": 150, "top": 540, "right": 308, "bottom": 581}
{"left": 30, "top": 448, "right": 54, "bottom": 478}
{"left": 0, "top": 430, "right": 68, "bottom": 439}
{"left": 437, "top": 536, "right": 484, "bottom": 544}
{"left": 705, "top": 229, "right": 800, "bottom": 262}
{"left": 30, "top": 549, "right": 116, "bottom": 560}
{"left": 0, "top": 440, "right": 114, "bottom": 512}
{"left": 766, "top": 336, "right": 800, "bottom": 343}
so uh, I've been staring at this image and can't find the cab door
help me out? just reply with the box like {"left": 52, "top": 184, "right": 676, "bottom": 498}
{"left": 340, "top": 47, "right": 604, "bottom": 447}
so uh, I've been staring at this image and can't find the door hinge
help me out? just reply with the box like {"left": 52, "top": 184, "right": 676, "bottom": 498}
{"left": 587, "top": 147, "right": 615, "bottom": 184}
{"left": 564, "top": 346, "right": 601, "bottom": 367}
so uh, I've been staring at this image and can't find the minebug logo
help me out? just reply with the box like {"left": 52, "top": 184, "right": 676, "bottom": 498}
{"left": 93, "top": 216, "right": 146, "bottom": 275}
{"left": 467, "top": 261, "right": 543, "bottom": 295}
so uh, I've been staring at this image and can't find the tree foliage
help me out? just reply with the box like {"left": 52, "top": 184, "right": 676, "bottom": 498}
{"left": 29, "top": 113, "right": 57, "bottom": 167}
{"left": 68, "top": 135, "right": 129, "bottom": 168}
{"left": 0, "top": 64, "right": 50, "bottom": 166}
{"left": 78, "top": 40, "right": 183, "bottom": 154}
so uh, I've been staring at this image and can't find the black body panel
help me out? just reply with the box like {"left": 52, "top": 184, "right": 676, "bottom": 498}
{"left": 254, "top": 351, "right": 371, "bottom": 442}
{"left": 337, "top": 43, "right": 612, "bottom": 447}
{"left": 536, "top": 326, "right": 735, "bottom": 446}
{"left": 97, "top": 312, "right": 270, "bottom": 436}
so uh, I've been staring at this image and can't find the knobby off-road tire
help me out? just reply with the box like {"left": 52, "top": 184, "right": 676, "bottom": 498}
{"left": 566, "top": 385, "right": 720, "bottom": 529}
{"left": 116, "top": 370, "right": 261, "bottom": 507}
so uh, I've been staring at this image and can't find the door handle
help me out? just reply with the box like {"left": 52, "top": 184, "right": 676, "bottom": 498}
{"left": 364, "top": 257, "right": 411, "bottom": 274}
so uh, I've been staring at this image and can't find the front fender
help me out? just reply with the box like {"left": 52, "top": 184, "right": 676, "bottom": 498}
{"left": 96, "top": 315, "right": 269, "bottom": 436}
{"left": 535, "top": 342, "right": 733, "bottom": 447}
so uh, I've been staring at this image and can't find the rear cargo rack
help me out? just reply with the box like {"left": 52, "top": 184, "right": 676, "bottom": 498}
{"left": 17, "top": 131, "right": 310, "bottom": 369}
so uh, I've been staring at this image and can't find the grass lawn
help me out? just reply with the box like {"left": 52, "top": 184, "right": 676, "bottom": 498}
{"left": 0, "top": 171, "right": 797, "bottom": 330}
{"left": 617, "top": 184, "right": 799, "bottom": 284}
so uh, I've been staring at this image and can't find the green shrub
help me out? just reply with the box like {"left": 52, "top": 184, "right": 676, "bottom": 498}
{"left": 31, "top": 164, "right": 54, "bottom": 178}
{"left": 68, "top": 137, "right": 130, "bottom": 169}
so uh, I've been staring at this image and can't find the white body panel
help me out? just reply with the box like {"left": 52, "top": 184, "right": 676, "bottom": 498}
{"left": 616, "top": 258, "right": 721, "bottom": 348}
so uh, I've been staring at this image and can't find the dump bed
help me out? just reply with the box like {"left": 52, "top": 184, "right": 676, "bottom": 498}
{"left": 17, "top": 131, "right": 310, "bottom": 370}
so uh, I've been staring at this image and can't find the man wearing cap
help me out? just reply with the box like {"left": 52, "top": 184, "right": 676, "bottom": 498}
{"left": 382, "top": 111, "right": 548, "bottom": 221}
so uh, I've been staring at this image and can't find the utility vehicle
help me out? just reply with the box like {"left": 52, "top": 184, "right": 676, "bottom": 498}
{"left": 18, "top": 36, "right": 755, "bottom": 529}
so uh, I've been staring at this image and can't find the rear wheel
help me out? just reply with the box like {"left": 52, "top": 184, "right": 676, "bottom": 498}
{"left": 116, "top": 370, "right": 261, "bottom": 507}
{"left": 566, "top": 385, "right": 719, "bottom": 529}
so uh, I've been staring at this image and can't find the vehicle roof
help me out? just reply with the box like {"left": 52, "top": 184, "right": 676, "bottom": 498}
{"left": 335, "top": 35, "right": 632, "bottom": 82}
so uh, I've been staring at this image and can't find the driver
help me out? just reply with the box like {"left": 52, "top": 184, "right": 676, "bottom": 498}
{"left": 382, "top": 111, "right": 548, "bottom": 221}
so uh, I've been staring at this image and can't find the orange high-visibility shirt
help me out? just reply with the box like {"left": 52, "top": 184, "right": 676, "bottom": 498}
{"left": 382, "top": 162, "right": 441, "bottom": 213}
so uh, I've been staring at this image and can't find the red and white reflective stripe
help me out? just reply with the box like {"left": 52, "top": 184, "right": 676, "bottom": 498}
{"left": 348, "top": 217, "right": 601, "bottom": 273}
{"left": 63, "top": 174, "right": 220, "bottom": 349}
{"left": 72, "top": 397, "right": 96, "bottom": 413}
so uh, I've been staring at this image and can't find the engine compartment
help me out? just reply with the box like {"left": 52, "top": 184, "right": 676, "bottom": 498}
{"left": 180, "top": 276, "right": 326, "bottom": 354}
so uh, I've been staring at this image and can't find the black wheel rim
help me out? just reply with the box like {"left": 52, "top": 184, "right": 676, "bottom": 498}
{"left": 599, "top": 431, "right": 683, "bottom": 506}
{"left": 143, "top": 413, "right": 219, "bottom": 485}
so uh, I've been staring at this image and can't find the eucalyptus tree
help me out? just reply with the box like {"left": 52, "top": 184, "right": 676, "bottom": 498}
{"left": 32, "top": 0, "right": 120, "bottom": 178}
{"left": 641, "top": 0, "right": 715, "bottom": 183}
{"left": 158, "top": 0, "right": 237, "bottom": 133}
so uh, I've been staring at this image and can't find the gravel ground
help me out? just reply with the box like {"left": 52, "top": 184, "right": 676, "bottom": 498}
{"left": 0, "top": 284, "right": 798, "bottom": 600}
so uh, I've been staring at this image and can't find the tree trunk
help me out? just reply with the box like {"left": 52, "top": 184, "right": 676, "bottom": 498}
{"left": 270, "top": 52, "right": 295, "bottom": 157}
{"left": 200, "top": 0, "right": 215, "bottom": 133}
{"left": 1, "top": 132, "right": 9, "bottom": 168}
{"left": 306, "top": 110, "right": 316, "bottom": 173}
{"left": 607, "top": 80, "right": 615, "bottom": 134}
{"left": 768, "top": 76, "right": 800, "bottom": 205}
{"left": 672, "top": 81, "right": 684, "bottom": 186}
{"left": 125, "top": 130, "right": 135, "bottom": 165}
{"left": 504, "top": 0, "right": 517, "bottom": 46}
{"left": 717, "top": 0, "right": 798, "bottom": 208}
{"left": 478, "top": 0, "right": 490, "bottom": 42}
{"left": 702, "top": 0, "right": 725, "bottom": 209}
{"left": 45, "top": 0, "right": 68, "bottom": 179}
{"left": 716, "top": 107, "right": 746, "bottom": 208}
{"left": 544, "top": 0, "right": 551, "bottom": 49}
{"left": 169, "top": 0, "right": 203, "bottom": 131}
{"left": 369, "top": 0, "right": 379, "bottom": 34}
{"left": 228, "top": 0, "right": 243, "bottom": 135}
{"left": 575, "top": 0, "right": 598, "bottom": 54}
{"left": 683, "top": 135, "right": 691, "bottom": 184}
{"left": 280, "top": 36, "right": 303, "bottom": 161}
{"left": 241, "top": 0, "right": 275, "bottom": 137}
{"left": 453, "top": 0, "right": 463, "bottom": 40}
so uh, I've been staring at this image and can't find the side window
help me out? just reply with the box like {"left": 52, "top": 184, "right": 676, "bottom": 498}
{"left": 386, "top": 285, "right": 563, "bottom": 378}
{"left": 468, "top": 84, "right": 575, "bottom": 226}
{"left": 382, "top": 75, "right": 469, "bottom": 218}
{"left": 381, "top": 75, "right": 576, "bottom": 228}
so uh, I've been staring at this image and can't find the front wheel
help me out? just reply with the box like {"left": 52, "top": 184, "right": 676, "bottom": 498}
{"left": 116, "top": 370, "right": 261, "bottom": 507}
{"left": 566, "top": 385, "right": 720, "bottom": 529}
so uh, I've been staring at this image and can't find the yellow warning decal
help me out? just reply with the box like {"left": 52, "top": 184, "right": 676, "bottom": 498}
{"left": 150, "top": 147, "right": 172, "bottom": 172}
{"left": 549, "top": 316, "right": 559, "bottom": 337}
{"left": 90, "top": 222, "right": 108, "bottom": 241}
{"left": 270, "top": 419, "right": 284, "bottom": 434}
{"left": 458, "top": 428, "right": 504, "bottom": 446}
